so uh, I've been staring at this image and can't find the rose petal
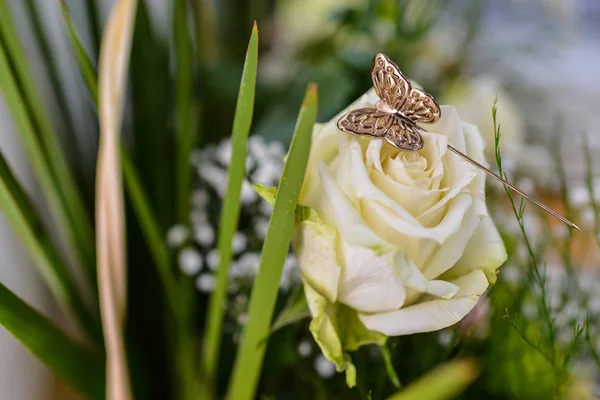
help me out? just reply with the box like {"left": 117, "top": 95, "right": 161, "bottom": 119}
{"left": 442, "top": 216, "right": 507, "bottom": 284}
{"left": 337, "top": 243, "right": 406, "bottom": 313}
{"left": 318, "top": 161, "right": 386, "bottom": 247}
{"left": 370, "top": 170, "right": 446, "bottom": 217}
{"left": 358, "top": 269, "right": 489, "bottom": 336}
{"left": 300, "top": 122, "right": 340, "bottom": 207}
{"left": 293, "top": 219, "right": 342, "bottom": 303}
{"left": 394, "top": 252, "right": 458, "bottom": 299}
{"left": 421, "top": 207, "right": 482, "bottom": 280}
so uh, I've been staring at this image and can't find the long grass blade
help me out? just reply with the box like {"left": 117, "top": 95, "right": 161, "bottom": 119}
{"left": 96, "top": 0, "right": 138, "bottom": 398}
{"left": 60, "top": 1, "right": 99, "bottom": 101}
{"left": 0, "top": 41, "right": 101, "bottom": 335}
{"left": 386, "top": 359, "right": 480, "bottom": 400}
{"left": 61, "top": 10, "right": 197, "bottom": 397}
{"left": 174, "top": 0, "right": 196, "bottom": 224}
{"left": 0, "top": 281, "right": 105, "bottom": 400}
{"left": 84, "top": 0, "right": 102, "bottom": 56}
{"left": 22, "top": 0, "right": 83, "bottom": 181}
{"left": 61, "top": 0, "right": 176, "bottom": 303}
{"left": 203, "top": 22, "right": 259, "bottom": 387}
{"left": 0, "top": 0, "right": 96, "bottom": 280}
{"left": 192, "top": 0, "right": 220, "bottom": 63}
{"left": 0, "top": 151, "right": 100, "bottom": 343}
{"left": 226, "top": 83, "right": 318, "bottom": 400}
{"left": 121, "top": 149, "right": 179, "bottom": 312}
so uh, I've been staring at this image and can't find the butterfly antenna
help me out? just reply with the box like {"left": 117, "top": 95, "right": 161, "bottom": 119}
{"left": 447, "top": 145, "right": 580, "bottom": 231}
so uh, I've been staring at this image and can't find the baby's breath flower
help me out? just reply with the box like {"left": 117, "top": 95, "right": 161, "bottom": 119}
{"left": 297, "top": 340, "right": 312, "bottom": 358}
{"left": 314, "top": 355, "right": 336, "bottom": 379}
{"left": 169, "top": 136, "right": 300, "bottom": 336}
{"left": 196, "top": 273, "right": 216, "bottom": 293}
{"left": 167, "top": 225, "right": 189, "bottom": 247}
{"left": 179, "top": 248, "right": 203, "bottom": 275}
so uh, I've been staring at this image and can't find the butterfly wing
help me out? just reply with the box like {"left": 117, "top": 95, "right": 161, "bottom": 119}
{"left": 337, "top": 108, "right": 394, "bottom": 138}
{"left": 384, "top": 116, "right": 424, "bottom": 151}
{"left": 400, "top": 87, "right": 441, "bottom": 125}
{"left": 371, "top": 53, "right": 411, "bottom": 111}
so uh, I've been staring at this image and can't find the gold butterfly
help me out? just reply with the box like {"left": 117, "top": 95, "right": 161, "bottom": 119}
{"left": 337, "top": 53, "right": 440, "bottom": 151}
{"left": 336, "top": 53, "right": 580, "bottom": 230}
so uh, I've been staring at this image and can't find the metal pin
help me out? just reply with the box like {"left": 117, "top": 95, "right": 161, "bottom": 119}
{"left": 447, "top": 145, "right": 580, "bottom": 231}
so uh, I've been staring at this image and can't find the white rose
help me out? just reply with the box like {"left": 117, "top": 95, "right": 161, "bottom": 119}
{"left": 444, "top": 76, "right": 523, "bottom": 160}
{"left": 291, "top": 89, "right": 507, "bottom": 378}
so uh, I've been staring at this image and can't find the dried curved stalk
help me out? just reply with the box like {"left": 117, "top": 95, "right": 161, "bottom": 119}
{"left": 96, "top": 0, "right": 137, "bottom": 399}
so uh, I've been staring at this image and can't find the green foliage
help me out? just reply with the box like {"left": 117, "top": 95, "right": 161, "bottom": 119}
{"left": 203, "top": 22, "right": 260, "bottom": 388}
{"left": 386, "top": 359, "right": 480, "bottom": 400}
{"left": 0, "top": 281, "right": 105, "bottom": 399}
{"left": 226, "top": 83, "right": 318, "bottom": 400}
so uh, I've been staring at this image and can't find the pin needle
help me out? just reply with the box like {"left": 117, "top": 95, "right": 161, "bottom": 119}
{"left": 447, "top": 145, "right": 580, "bottom": 231}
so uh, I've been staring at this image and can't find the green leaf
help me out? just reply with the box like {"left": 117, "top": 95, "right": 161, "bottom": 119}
{"left": 121, "top": 149, "right": 179, "bottom": 313}
{"left": 203, "top": 21, "right": 259, "bottom": 387}
{"left": 22, "top": 0, "right": 83, "bottom": 184}
{"left": 253, "top": 183, "right": 276, "bottom": 204}
{"left": 0, "top": 281, "right": 105, "bottom": 400}
{"left": 270, "top": 285, "right": 310, "bottom": 334}
{"left": 0, "top": 150, "right": 100, "bottom": 344}
{"left": 386, "top": 359, "right": 480, "bottom": 400}
{"left": 226, "top": 82, "right": 318, "bottom": 400}
{"left": 60, "top": 2, "right": 99, "bottom": 101}
{"left": 0, "top": 2, "right": 96, "bottom": 281}
{"left": 174, "top": 0, "right": 196, "bottom": 223}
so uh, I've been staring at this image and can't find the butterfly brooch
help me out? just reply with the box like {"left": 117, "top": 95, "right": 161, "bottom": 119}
{"left": 337, "top": 53, "right": 579, "bottom": 230}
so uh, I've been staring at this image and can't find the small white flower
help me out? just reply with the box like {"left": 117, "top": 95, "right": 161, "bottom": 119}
{"left": 216, "top": 139, "right": 233, "bottom": 165}
{"left": 179, "top": 248, "right": 203, "bottom": 275}
{"left": 314, "top": 355, "right": 336, "bottom": 378}
{"left": 267, "top": 140, "right": 285, "bottom": 158}
{"left": 167, "top": 225, "right": 189, "bottom": 247}
{"left": 232, "top": 232, "right": 248, "bottom": 254}
{"left": 297, "top": 340, "right": 312, "bottom": 358}
{"left": 569, "top": 185, "right": 590, "bottom": 208}
{"left": 195, "top": 225, "right": 215, "bottom": 246}
{"left": 255, "top": 218, "right": 270, "bottom": 239}
{"left": 191, "top": 189, "right": 209, "bottom": 208}
{"left": 190, "top": 210, "right": 207, "bottom": 226}
{"left": 196, "top": 273, "right": 216, "bottom": 293}
{"left": 234, "top": 252, "right": 261, "bottom": 277}
{"left": 199, "top": 163, "right": 228, "bottom": 197}
{"left": 245, "top": 155, "right": 256, "bottom": 172}
{"left": 237, "top": 313, "right": 249, "bottom": 325}
{"left": 259, "top": 199, "right": 273, "bottom": 216}
{"left": 206, "top": 249, "right": 220, "bottom": 271}
{"left": 580, "top": 207, "right": 596, "bottom": 229}
{"left": 248, "top": 136, "right": 268, "bottom": 159}
{"left": 241, "top": 179, "right": 258, "bottom": 204}
{"left": 437, "top": 329, "right": 454, "bottom": 346}
{"left": 252, "top": 163, "right": 282, "bottom": 186}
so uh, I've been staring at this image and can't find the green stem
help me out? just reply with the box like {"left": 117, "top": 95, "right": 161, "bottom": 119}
{"left": 379, "top": 344, "right": 401, "bottom": 388}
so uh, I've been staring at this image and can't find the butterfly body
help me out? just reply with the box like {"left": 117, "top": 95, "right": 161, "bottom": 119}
{"left": 337, "top": 53, "right": 441, "bottom": 151}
